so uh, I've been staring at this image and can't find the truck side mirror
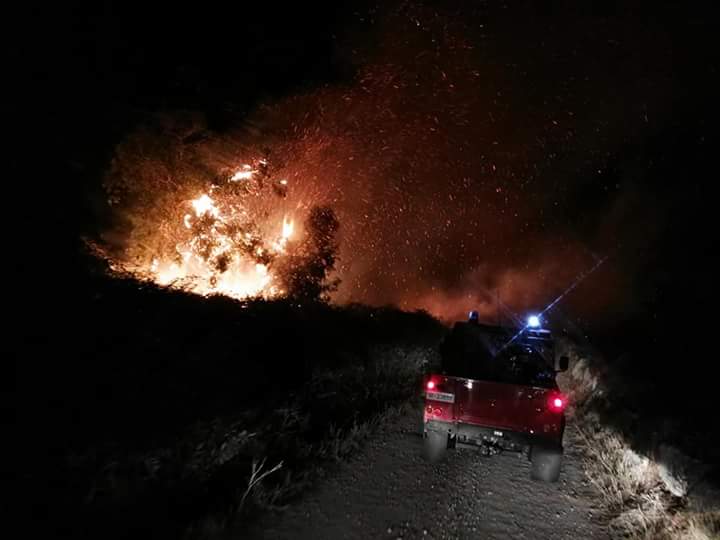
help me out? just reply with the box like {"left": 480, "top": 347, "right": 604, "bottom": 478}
{"left": 557, "top": 355, "right": 569, "bottom": 372}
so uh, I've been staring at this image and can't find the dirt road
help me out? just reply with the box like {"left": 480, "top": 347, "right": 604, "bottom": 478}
{"left": 246, "top": 408, "right": 608, "bottom": 539}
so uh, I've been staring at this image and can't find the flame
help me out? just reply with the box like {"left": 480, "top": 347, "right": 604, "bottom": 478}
{"left": 153, "top": 256, "right": 273, "bottom": 298}
{"left": 191, "top": 194, "right": 219, "bottom": 218}
{"left": 115, "top": 159, "right": 300, "bottom": 300}
{"left": 230, "top": 164, "right": 257, "bottom": 181}
{"left": 270, "top": 215, "right": 294, "bottom": 254}
{"left": 282, "top": 216, "right": 294, "bottom": 240}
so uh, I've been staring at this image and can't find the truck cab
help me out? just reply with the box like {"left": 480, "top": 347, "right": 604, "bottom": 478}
{"left": 423, "top": 316, "right": 569, "bottom": 482}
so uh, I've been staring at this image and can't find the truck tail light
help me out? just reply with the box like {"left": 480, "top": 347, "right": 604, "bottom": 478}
{"left": 426, "top": 380, "right": 436, "bottom": 390}
{"left": 548, "top": 394, "right": 567, "bottom": 412}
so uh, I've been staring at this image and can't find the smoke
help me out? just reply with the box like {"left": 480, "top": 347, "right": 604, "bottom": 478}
{"left": 100, "top": 2, "right": 683, "bottom": 324}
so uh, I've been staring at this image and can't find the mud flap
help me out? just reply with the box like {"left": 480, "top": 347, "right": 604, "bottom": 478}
{"left": 423, "top": 429, "right": 449, "bottom": 462}
{"left": 530, "top": 443, "right": 563, "bottom": 482}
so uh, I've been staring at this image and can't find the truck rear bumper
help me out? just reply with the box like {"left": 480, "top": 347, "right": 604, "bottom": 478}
{"left": 425, "top": 419, "right": 562, "bottom": 453}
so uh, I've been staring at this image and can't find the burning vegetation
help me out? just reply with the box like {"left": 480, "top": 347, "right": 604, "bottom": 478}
{"left": 100, "top": 117, "right": 339, "bottom": 302}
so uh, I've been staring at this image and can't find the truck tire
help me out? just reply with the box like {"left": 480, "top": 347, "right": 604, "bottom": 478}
{"left": 530, "top": 444, "right": 562, "bottom": 482}
{"left": 423, "top": 429, "right": 448, "bottom": 462}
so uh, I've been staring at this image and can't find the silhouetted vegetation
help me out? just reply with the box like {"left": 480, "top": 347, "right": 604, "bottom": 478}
{"left": 279, "top": 206, "right": 341, "bottom": 302}
{"left": 16, "top": 266, "right": 444, "bottom": 539}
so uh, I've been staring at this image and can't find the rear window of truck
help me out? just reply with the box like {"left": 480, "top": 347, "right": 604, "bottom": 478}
{"left": 441, "top": 332, "right": 556, "bottom": 388}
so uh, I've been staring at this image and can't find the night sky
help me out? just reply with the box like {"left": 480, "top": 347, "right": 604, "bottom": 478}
{"left": 15, "top": 1, "right": 718, "bottom": 356}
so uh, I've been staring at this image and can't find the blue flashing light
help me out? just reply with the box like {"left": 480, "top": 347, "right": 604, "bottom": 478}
{"left": 527, "top": 315, "right": 541, "bottom": 328}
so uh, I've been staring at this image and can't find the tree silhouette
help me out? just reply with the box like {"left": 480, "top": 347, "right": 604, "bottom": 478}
{"left": 279, "top": 206, "right": 340, "bottom": 302}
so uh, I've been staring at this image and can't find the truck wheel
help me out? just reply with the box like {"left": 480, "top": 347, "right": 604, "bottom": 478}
{"left": 423, "top": 430, "right": 448, "bottom": 462}
{"left": 530, "top": 444, "right": 562, "bottom": 482}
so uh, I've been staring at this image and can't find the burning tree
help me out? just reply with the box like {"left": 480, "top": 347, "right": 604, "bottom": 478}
{"left": 99, "top": 114, "right": 340, "bottom": 302}
{"left": 277, "top": 206, "right": 340, "bottom": 302}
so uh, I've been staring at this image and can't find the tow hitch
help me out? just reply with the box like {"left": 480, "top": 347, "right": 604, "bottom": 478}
{"left": 479, "top": 441, "right": 502, "bottom": 456}
{"left": 457, "top": 435, "right": 504, "bottom": 455}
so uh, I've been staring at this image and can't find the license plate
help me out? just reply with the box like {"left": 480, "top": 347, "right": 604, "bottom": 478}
{"left": 426, "top": 391, "right": 455, "bottom": 403}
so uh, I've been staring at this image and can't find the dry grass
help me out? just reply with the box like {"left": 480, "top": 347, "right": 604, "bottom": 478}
{"left": 611, "top": 508, "right": 720, "bottom": 540}
{"left": 560, "top": 339, "right": 720, "bottom": 540}
{"left": 187, "top": 401, "right": 415, "bottom": 538}
{"left": 577, "top": 425, "right": 661, "bottom": 512}
{"left": 316, "top": 401, "right": 412, "bottom": 463}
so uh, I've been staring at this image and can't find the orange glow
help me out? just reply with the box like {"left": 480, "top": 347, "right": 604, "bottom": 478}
{"left": 110, "top": 158, "right": 300, "bottom": 300}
